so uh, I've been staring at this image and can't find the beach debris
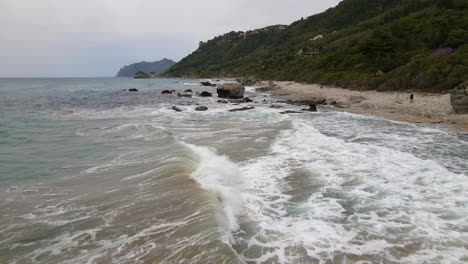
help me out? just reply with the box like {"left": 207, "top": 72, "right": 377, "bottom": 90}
{"left": 128, "top": 88, "right": 139, "bottom": 92}
{"left": 217, "top": 83, "right": 245, "bottom": 99}
{"left": 228, "top": 107, "right": 255, "bottom": 112}
{"left": 195, "top": 106, "right": 208, "bottom": 111}
{"left": 199, "top": 91, "right": 212, "bottom": 97}
{"left": 172, "top": 106, "right": 182, "bottom": 112}
{"left": 451, "top": 81, "right": 468, "bottom": 114}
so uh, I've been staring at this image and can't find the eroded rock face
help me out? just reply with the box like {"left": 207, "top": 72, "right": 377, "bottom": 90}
{"left": 217, "top": 84, "right": 245, "bottom": 99}
{"left": 451, "top": 81, "right": 468, "bottom": 114}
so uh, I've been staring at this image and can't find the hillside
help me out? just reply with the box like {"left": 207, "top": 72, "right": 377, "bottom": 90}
{"left": 166, "top": 0, "right": 468, "bottom": 92}
{"left": 116, "top": 58, "right": 176, "bottom": 77}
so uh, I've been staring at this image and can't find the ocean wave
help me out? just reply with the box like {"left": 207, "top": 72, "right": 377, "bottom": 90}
{"left": 183, "top": 143, "right": 243, "bottom": 240}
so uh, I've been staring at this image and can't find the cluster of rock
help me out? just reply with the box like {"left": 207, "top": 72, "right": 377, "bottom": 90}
{"left": 451, "top": 81, "right": 468, "bottom": 114}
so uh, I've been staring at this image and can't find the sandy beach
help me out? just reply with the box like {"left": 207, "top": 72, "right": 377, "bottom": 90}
{"left": 266, "top": 81, "right": 468, "bottom": 132}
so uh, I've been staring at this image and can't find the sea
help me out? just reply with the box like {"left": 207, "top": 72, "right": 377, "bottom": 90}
{"left": 0, "top": 78, "right": 467, "bottom": 264}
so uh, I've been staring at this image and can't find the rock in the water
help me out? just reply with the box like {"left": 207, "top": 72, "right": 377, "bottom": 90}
{"left": 162, "top": 90, "right": 173, "bottom": 94}
{"left": 177, "top": 92, "right": 192, "bottom": 98}
{"left": 199, "top": 91, "right": 212, "bottom": 97}
{"left": 304, "top": 104, "right": 318, "bottom": 112}
{"left": 200, "top": 81, "right": 215, "bottom": 87}
{"left": 128, "top": 88, "right": 139, "bottom": 92}
{"left": 217, "top": 83, "right": 245, "bottom": 99}
{"left": 451, "top": 81, "right": 468, "bottom": 114}
{"left": 241, "top": 97, "right": 253, "bottom": 103}
{"left": 280, "top": 110, "right": 304, "bottom": 114}
{"left": 228, "top": 107, "right": 255, "bottom": 112}
{"left": 184, "top": 89, "right": 193, "bottom": 93}
{"left": 195, "top": 106, "right": 208, "bottom": 111}
{"left": 217, "top": 99, "right": 229, "bottom": 104}
{"left": 172, "top": 106, "right": 182, "bottom": 112}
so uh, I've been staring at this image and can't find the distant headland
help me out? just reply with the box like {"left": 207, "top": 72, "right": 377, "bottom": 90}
{"left": 116, "top": 58, "right": 176, "bottom": 78}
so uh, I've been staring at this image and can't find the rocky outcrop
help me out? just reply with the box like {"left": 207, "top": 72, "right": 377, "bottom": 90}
{"left": 217, "top": 84, "right": 245, "bottom": 99}
{"left": 116, "top": 59, "right": 176, "bottom": 77}
{"left": 451, "top": 81, "right": 468, "bottom": 114}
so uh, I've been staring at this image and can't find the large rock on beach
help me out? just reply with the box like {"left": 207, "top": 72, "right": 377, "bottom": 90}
{"left": 217, "top": 84, "right": 245, "bottom": 99}
{"left": 451, "top": 81, "right": 468, "bottom": 114}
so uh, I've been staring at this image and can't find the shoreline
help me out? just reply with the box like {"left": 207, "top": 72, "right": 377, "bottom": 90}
{"left": 262, "top": 81, "right": 468, "bottom": 133}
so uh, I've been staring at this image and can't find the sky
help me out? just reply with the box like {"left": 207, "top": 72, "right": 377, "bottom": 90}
{"left": 0, "top": 0, "right": 342, "bottom": 77}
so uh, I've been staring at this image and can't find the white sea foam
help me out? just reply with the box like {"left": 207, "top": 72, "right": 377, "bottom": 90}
{"left": 236, "top": 118, "right": 468, "bottom": 263}
{"left": 183, "top": 143, "right": 243, "bottom": 238}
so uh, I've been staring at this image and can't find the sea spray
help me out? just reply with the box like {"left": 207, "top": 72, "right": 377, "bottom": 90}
{"left": 184, "top": 143, "right": 243, "bottom": 238}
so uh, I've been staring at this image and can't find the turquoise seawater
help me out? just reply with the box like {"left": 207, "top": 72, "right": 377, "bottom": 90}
{"left": 0, "top": 78, "right": 467, "bottom": 263}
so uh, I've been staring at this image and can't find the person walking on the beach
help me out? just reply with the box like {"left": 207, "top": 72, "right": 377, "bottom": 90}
{"left": 410, "top": 93, "right": 414, "bottom": 103}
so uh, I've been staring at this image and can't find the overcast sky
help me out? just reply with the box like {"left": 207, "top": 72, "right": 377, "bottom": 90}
{"left": 0, "top": 0, "right": 341, "bottom": 77}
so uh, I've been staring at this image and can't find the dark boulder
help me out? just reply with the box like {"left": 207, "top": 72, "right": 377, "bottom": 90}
{"left": 217, "top": 99, "right": 229, "bottom": 104}
{"left": 304, "top": 104, "right": 318, "bottom": 112}
{"left": 451, "top": 81, "right": 468, "bottom": 114}
{"left": 162, "top": 90, "right": 173, "bottom": 94}
{"left": 195, "top": 106, "right": 208, "bottom": 111}
{"left": 172, "top": 106, "right": 182, "bottom": 112}
{"left": 199, "top": 91, "right": 212, "bottom": 97}
{"left": 184, "top": 89, "right": 193, "bottom": 93}
{"left": 217, "top": 84, "right": 245, "bottom": 99}
{"left": 128, "top": 88, "right": 139, "bottom": 92}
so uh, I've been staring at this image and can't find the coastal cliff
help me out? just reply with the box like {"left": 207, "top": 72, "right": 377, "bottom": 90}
{"left": 116, "top": 58, "right": 176, "bottom": 77}
{"left": 166, "top": 0, "right": 468, "bottom": 93}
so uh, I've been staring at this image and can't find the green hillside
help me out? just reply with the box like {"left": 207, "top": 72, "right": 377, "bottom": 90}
{"left": 166, "top": 0, "right": 468, "bottom": 92}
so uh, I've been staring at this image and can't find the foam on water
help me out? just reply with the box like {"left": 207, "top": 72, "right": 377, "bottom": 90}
{"left": 184, "top": 143, "right": 244, "bottom": 239}
{"left": 235, "top": 118, "right": 468, "bottom": 263}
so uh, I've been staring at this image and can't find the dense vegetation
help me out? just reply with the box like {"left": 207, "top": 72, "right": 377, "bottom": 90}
{"left": 116, "top": 58, "right": 175, "bottom": 77}
{"left": 166, "top": 0, "right": 468, "bottom": 92}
